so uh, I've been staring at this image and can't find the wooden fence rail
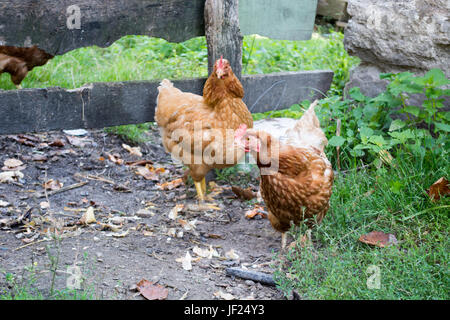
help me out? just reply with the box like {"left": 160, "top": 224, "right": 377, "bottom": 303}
{"left": 0, "top": 0, "right": 331, "bottom": 135}
{"left": 0, "top": 71, "right": 333, "bottom": 134}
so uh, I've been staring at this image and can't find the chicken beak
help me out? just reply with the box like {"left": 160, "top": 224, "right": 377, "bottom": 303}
{"left": 216, "top": 68, "right": 225, "bottom": 79}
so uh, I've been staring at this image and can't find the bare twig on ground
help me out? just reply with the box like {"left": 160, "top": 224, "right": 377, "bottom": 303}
{"left": 225, "top": 267, "right": 275, "bottom": 286}
{"left": 34, "top": 181, "right": 88, "bottom": 199}
{"left": 14, "top": 239, "right": 46, "bottom": 251}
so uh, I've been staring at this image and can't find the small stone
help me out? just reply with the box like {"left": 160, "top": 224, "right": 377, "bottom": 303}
{"left": 231, "top": 200, "right": 241, "bottom": 207}
{"left": 245, "top": 280, "right": 255, "bottom": 286}
{"left": 135, "top": 209, "right": 154, "bottom": 218}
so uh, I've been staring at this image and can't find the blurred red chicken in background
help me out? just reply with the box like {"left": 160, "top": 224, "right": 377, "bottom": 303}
{"left": 0, "top": 45, "right": 53, "bottom": 89}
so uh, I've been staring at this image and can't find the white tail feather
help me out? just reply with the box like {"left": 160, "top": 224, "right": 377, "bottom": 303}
{"left": 158, "top": 79, "right": 173, "bottom": 91}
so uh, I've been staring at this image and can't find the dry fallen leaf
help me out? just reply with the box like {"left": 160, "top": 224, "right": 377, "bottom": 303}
{"left": 232, "top": 186, "right": 257, "bottom": 201}
{"left": 214, "top": 290, "right": 235, "bottom": 300}
{"left": 111, "top": 230, "right": 129, "bottom": 238}
{"left": 4, "top": 158, "right": 23, "bottom": 168}
{"left": 168, "top": 204, "right": 184, "bottom": 220}
{"left": 225, "top": 249, "right": 240, "bottom": 260}
{"left": 177, "top": 218, "right": 197, "bottom": 231}
{"left": 206, "top": 233, "right": 223, "bottom": 239}
{"left": 107, "top": 153, "right": 124, "bottom": 165}
{"left": 142, "top": 230, "right": 154, "bottom": 237}
{"left": 0, "top": 171, "right": 24, "bottom": 183}
{"left": 126, "top": 159, "right": 154, "bottom": 166}
{"left": 66, "top": 135, "right": 86, "bottom": 147}
{"left": 359, "top": 231, "right": 398, "bottom": 248}
{"left": 2, "top": 158, "right": 26, "bottom": 171}
{"left": 79, "top": 206, "right": 96, "bottom": 225}
{"left": 135, "top": 165, "right": 166, "bottom": 181}
{"left": 193, "top": 245, "right": 219, "bottom": 259}
{"left": 0, "top": 200, "right": 10, "bottom": 207}
{"left": 244, "top": 205, "right": 267, "bottom": 219}
{"left": 32, "top": 154, "right": 48, "bottom": 162}
{"left": 43, "top": 179, "right": 63, "bottom": 191}
{"left": 40, "top": 201, "right": 50, "bottom": 209}
{"left": 136, "top": 279, "right": 168, "bottom": 300}
{"left": 167, "top": 228, "right": 177, "bottom": 237}
{"left": 122, "top": 143, "right": 143, "bottom": 157}
{"left": 427, "top": 177, "right": 449, "bottom": 202}
{"left": 49, "top": 139, "right": 65, "bottom": 147}
{"left": 156, "top": 178, "right": 183, "bottom": 190}
{"left": 9, "top": 134, "right": 38, "bottom": 147}
{"left": 176, "top": 251, "right": 193, "bottom": 271}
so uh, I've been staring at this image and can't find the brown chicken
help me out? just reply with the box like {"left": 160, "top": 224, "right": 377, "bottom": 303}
{"left": 155, "top": 57, "right": 253, "bottom": 201}
{"left": 0, "top": 45, "right": 53, "bottom": 88}
{"left": 235, "top": 102, "right": 334, "bottom": 248}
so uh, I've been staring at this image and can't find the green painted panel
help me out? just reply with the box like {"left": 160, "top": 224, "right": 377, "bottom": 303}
{"left": 239, "top": 0, "right": 318, "bottom": 40}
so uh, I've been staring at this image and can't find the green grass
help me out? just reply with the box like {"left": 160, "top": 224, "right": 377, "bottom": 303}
{"left": 274, "top": 150, "right": 449, "bottom": 299}
{"left": 0, "top": 266, "right": 96, "bottom": 300}
{"left": 0, "top": 30, "right": 357, "bottom": 92}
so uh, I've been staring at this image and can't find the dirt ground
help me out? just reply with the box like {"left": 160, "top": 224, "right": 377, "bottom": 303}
{"left": 0, "top": 126, "right": 286, "bottom": 300}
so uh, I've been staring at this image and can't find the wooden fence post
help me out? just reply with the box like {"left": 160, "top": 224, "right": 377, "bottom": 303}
{"left": 204, "top": 0, "right": 243, "bottom": 79}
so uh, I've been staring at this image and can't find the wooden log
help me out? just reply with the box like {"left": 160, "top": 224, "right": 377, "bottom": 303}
{"left": 0, "top": 70, "right": 333, "bottom": 134}
{"left": 0, "top": 0, "right": 205, "bottom": 55}
{"left": 205, "top": 0, "right": 243, "bottom": 79}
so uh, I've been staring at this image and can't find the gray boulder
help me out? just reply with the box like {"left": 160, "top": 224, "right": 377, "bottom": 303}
{"left": 344, "top": 0, "right": 449, "bottom": 97}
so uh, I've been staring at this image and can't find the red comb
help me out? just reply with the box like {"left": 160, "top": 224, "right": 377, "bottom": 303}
{"left": 218, "top": 55, "right": 224, "bottom": 69}
{"left": 234, "top": 124, "right": 247, "bottom": 139}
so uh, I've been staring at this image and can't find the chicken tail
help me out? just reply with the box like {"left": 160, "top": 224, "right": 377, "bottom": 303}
{"left": 285, "top": 100, "right": 328, "bottom": 153}
{"left": 155, "top": 79, "right": 182, "bottom": 126}
{"left": 158, "top": 79, "right": 174, "bottom": 90}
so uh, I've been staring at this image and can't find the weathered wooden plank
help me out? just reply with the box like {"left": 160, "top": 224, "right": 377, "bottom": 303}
{"left": 0, "top": 0, "right": 205, "bottom": 55}
{"left": 239, "top": 0, "right": 318, "bottom": 41}
{"left": 205, "top": 0, "right": 243, "bottom": 78}
{"left": 0, "top": 70, "right": 333, "bottom": 134}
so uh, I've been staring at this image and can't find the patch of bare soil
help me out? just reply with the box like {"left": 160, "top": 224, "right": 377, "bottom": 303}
{"left": 0, "top": 126, "right": 285, "bottom": 300}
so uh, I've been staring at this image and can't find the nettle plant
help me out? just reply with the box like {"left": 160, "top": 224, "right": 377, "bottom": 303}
{"left": 318, "top": 69, "right": 449, "bottom": 169}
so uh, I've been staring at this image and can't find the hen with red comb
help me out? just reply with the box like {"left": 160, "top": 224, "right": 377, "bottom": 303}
{"left": 155, "top": 57, "right": 253, "bottom": 202}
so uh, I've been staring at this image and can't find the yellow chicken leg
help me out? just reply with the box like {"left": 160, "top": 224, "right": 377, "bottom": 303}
{"left": 15, "top": 84, "right": 22, "bottom": 89}
{"left": 194, "top": 180, "right": 206, "bottom": 202}
{"left": 194, "top": 178, "right": 218, "bottom": 206}
{"left": 201, "top": 178, "right": 207, "bottom": 194}
{"left": 281, "top": 233, "right": 287, "bottom": 250}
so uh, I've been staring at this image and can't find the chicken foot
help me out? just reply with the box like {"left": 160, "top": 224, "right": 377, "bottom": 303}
{"left": 194, "top": 179, "right": 206, "bottom": 202}
{"left": 194, "top": 177, "right": 217, "bottom": 204}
